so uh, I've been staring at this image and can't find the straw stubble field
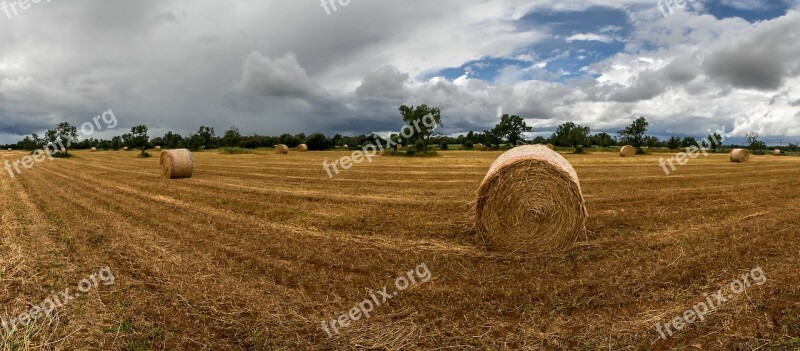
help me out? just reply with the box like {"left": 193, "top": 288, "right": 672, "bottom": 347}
{"left": 1, "top": 149, "right": 799, "bottom": 350}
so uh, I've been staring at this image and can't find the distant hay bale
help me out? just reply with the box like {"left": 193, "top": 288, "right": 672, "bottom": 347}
{"left": 546, "top": 144, "right": 554, "bottom": 150}
{"left": 123, "top": 147, "right": 129, "bottom": 151}
{"left": 155, "top": 146, "right": 162, "bottom": 151}
{"left": 620, "top": 145, "right": 635, "bottom": 157}
{"left": 730, "top": 148, "right": 750, "bottom": 163}
{"left": 475, "top": 145, "right": 587, "bottom": 253}
{"left": 475, "top": 143, "right": 487, "bottom": 151}
{"left": 297, "top": 144, "right": 308, "bottom": 152}
{"left": 7, "top": 148, "right": 11, "bottom": 151}
{"left": 396, "top": 144, "right": 402, "bottom": 151}
{"left": 91, "top": 147, "right": 97, "bottom": 152}
{"left": 160, "top": 149, "right": 193, "bottom": 179}
{"left": 774, "top": 149, "right": 782, "bottom": 156}
{"left": 275, "top": 144, "right": 289, "bottom": 154}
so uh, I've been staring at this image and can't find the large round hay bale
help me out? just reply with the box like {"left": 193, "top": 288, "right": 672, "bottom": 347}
{"left": 620, "top": 145, "right": 635, "bottom": 157}
{"left": 90, "top": 147, "right": 97, "bottom": 152}
{"left": 297, "top": 144, "right": 308, "bottom": 152}
{"left": 774, "top": 149, "right": 782, "bottom": 156}
{"left": 160, "top": 149, "right": 193, "bottom": 179}
{"left": 275, "top": 144, "right": 289, "bottom": 154}
{"left": 730, "top": 149, "right": 750, "bottom": 163}
{"left": 475, "top": 145, "right": 587, "bottom": 253}
{"left": 155, "top": 146, "right": 162, "bottom": 151}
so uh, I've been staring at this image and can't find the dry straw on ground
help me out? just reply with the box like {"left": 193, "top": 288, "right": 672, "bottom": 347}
{"left": 619, "top": 145, "right": 635, "bottom": 157}
{"left": 730, "top": 148, "right": 750, "bottom": 163}
{"left": 275, "top": 144, "right": 289, "bottom": 154}
{"left": 475, "top": 145, "right": 587, "bottom": 253}
{"left": 297, "top": 144, "right": 308, "bottom": 152}
{"left": 160, "top": 149, "right": 194, "bottom": 179}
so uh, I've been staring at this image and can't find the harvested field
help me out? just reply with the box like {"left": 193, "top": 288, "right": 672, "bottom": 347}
{"left": 1, "top": 150, "right": 799, "bottom": 350}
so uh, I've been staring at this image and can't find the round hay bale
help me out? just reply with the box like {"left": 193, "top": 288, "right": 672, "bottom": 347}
{"left": 774, "top": 149, "right": 782, "bottom": 156}
{"left": 475, "top": 143, "right": 487, "bottom": 151}
{"left": 475, "top": 145, "right": 587, "bottom": 253}
{"left": 7, "top": 148, "right": 12, "bottom": 151}
{"left": 297, "top": 144, "right": 309, "bottom": 152}
{"left": 155, "top": 146, "right": 162, "bottom": 151}
{"left": 275, "top": 144, "right": 289, "bottom": 154}
{"left": 160, "top": 149, "right": 193, "bottom": 179}
{"left": 90, "top": 147, "right": 97, "bottom": 152}
{"left": 619, "top": 145, "right": 635, "bottom": 157}
{"left": 123, "top": 147, "right": 129, "bottom": 151}
{"left": 396, "top": 144, "right": 403, "bottom": 151}
{"left": 730, "top": 148, "right": 750, "bottom": 163}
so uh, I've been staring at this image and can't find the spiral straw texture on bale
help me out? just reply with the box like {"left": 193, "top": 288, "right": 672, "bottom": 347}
{"left": 475, "top": 145, "right": 587, "bottom": 253}
{"left": 160, "top": 149, "right": 194, "bottom": 179}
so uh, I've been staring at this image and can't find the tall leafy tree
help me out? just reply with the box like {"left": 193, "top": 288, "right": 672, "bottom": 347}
{"left": 666, "top": 136, "right": 681, "bottom": 150}
{"left": 551, "top": 122, "right": 591, "bottom": 147}
{"left": 493, "top": 114, "right": 532, "bottom": 145}
{"left": 398, "top": 104, "right": 443, "bottom": 152}
{"left": 618, "top": 116, "right": 649, "bottom": 151}
{"left": 222, "top": 126, "right": 243, "bottom": 147}
{"left": 128, "top": 125, "right": 150, "bottom": 155}
{"left": 51, "top": 122, "right": 78, "bottom": 155}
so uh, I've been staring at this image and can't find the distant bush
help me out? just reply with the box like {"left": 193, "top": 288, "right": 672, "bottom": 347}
{"left": 574, "top": 145, "right": 585, "bottom": 154}
{"left": 464, "top": 141, "right": 474, "bottom": 150}
{"left": 219, "top": 147, "right": 255, "bottom": 154}
{"left": 440, "top": 143, "right": 449, "bottom": 150}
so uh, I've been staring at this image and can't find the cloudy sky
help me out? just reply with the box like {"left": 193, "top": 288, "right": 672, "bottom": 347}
{"left": 0, "top": 0, "right": 799, "bottom": 144}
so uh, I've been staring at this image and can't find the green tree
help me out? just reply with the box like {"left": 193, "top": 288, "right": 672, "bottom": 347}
{"left": 128, "top": 125, "right": 150, "bottom": 155}
{"left": 618, "top": 116, "right": 649, "bottom": 151}
{"left": 50, "top": 122, "right": 78, "bottom": 155}
{"left": 681, "top": 136, "right": 697, "bottom": 148}
{"left": 707, "top": 133, "right": 723, "bottom": 152}
{"left": 493, "top": 114, "right": 531, "bottom": 145}
{"left": 221, "top": 126, "right": 242, "bottom": 147}
{"left": 551, "top": 122, "right": 591, "bottom": 147}
{"left": 398, "top": 104, "right": 443, "bottom": 153}
{"left": 111, "top": 136, "right": 122, "bottom": 151}
{"left": 590, "top": 132, "right": 614, "bottom": 147}
{"left": 197, "top": 126, "right": 217, "bottom": 149}
{"left": 666, "top": 136, "right": 681, "bottom": 150}
{"left": 746, "top": 132, "right": 766, "bottom": 151}
{"left": 162, "top": 131, "right": 184, "bottom": 149}
{"left": 305, "top": 132, "right": 333, "bottom": 151}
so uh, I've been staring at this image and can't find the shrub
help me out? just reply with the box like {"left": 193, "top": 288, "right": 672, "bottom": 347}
{"left": 464, "top": 141, "right": 474, "bottom": 150}
{"left": 219, "top": 147, "right": 255, "bottom": 154}
{"left": 574, "top": 145, "right": 585, "bottom": 154}
{"left": 414, "top": 140, "right": 426, "bottom": 153}
{"left": 440, "top": 143, "right": 449, "bottom": 150}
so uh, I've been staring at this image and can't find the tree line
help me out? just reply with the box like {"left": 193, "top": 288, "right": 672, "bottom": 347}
{"left": 2, "top": 107, "right": 792, "bottom": 154}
